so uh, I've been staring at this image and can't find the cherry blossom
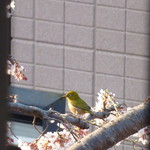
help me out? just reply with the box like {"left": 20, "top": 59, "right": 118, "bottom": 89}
{"left": 7, "top": 59, "right": 27, "bottom": 81}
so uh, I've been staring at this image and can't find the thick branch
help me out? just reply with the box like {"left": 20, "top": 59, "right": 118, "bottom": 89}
{"left": 67, "top": 98, "right": 150, "bottom": 150}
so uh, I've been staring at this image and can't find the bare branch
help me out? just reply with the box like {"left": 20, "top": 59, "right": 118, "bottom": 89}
{"left": 9, "top": 101, "right": 122, "bottom": 130}
{"left": 8, "top": 102, "right": 89, "bottom": 129}
{"left": 85, "top": 104, "right": 124, "bottom": 120}
{"left": 32, "top": 116, "right": 43, "bottom": 134}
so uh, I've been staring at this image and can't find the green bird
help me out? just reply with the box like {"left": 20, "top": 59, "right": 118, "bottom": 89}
{"left": 63, "top": 91, "right": 93, "bottom": 115}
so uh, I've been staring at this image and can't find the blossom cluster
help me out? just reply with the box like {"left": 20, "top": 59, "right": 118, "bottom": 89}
{"left": 92, "top": 89, "right": 121, "bottom": 125}
{"left": 94, "top": 89, "right": 116, "bottom": 111}
{"left": 133, "top": 126, "right": 150, "bottom": 145}
{"left": 7, "top": 59, "right": 27, "bottom": 81}
{"left": 18, "top": 126, "right": 88, "bottom": 150}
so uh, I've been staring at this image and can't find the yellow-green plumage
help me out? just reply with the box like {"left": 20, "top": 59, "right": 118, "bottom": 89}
{"left": 64, "top": 91, "right": 93, "bottom": 115}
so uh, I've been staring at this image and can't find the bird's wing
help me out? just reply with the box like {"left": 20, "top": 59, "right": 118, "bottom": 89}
{"left": 72, "top": 99, "right": 91, "bottom": 112}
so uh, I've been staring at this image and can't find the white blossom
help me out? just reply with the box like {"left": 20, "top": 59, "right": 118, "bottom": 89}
{"left": 10, "top": 1, "right": 15, "bottom": 10}
{"left": 50, "top": 120, "right": 55, "bottom": 123}
{"left": 133, "top": 128, "right": 145, "bottom": 138}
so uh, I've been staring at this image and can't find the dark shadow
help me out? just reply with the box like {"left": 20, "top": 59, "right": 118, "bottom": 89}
{"left": 0, "top": 0, "right": 10, "bottom": 149}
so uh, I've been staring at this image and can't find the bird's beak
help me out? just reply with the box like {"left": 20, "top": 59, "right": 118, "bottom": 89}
{"left": 61, "top": 95, "right": 66, "bottom": 99}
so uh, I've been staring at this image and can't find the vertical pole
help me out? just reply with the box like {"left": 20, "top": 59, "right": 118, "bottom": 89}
{"left": 0, "top": 0, "right": 10, "bottom": 149}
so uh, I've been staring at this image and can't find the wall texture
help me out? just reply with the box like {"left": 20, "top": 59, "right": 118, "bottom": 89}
{"left": 11, "top": 0, "right": 150, "bottom": 149}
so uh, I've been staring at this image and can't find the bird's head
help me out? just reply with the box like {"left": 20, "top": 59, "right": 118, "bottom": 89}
{"left": 63, "top": 91, "right": 79, "bottom": 101}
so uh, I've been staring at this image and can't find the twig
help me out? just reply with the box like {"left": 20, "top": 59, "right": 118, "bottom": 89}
{"left": 36, "top": 120, "right": 50, "bottom": 141}
{"left": 8, "top": 127, "right": 19, "bottom": 140}
{"left": 125, "top": 138, "right": 144, "bottom": 150}
{"left": 32, "top": 116, "right": 42, "bottom": 134}
{"left": 63, "top": 123, "right": 79, "bottom": 141}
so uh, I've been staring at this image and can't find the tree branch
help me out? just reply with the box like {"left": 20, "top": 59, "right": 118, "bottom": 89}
{"left": 8, "top": 102, "right": 118, "bottom": 129}
{"left": 67, "top": 98, "right": 150, "bottom": 150}
{"left": 8, "top": 102, "right": 90, "bottom": 129}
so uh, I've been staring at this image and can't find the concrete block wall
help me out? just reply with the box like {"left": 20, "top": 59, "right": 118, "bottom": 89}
{"left": 11, "top": 0, "right": 150, "bottom": 149}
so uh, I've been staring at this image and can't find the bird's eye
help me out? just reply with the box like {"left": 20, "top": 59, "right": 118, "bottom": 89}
{"left": 68, "top": 94, "right": 72, "bottom": 97}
